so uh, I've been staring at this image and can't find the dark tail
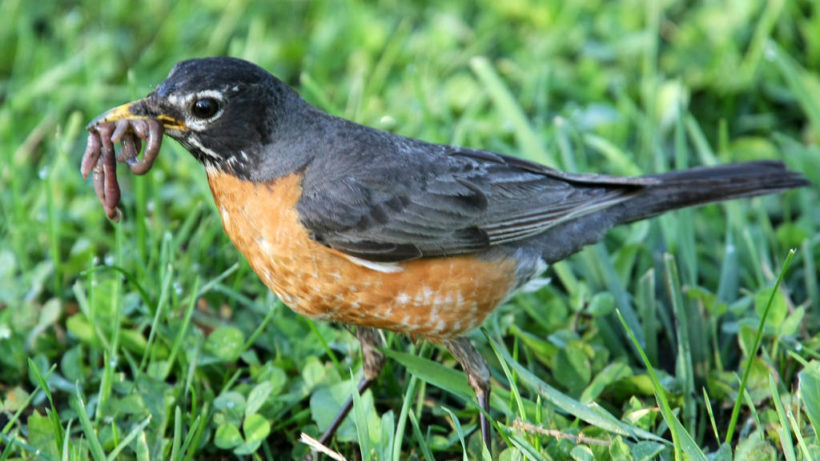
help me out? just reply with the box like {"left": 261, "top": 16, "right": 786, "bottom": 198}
{"left": 536, "top": 160, "right": 808, "bottom": 264}
{"left": 617, "top": 160, "right": 809, "bottom": 225}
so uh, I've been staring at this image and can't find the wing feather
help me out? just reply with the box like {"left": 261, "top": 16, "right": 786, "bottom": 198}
{"left": 296, "top": 141, "right": 646, "bottom": 261}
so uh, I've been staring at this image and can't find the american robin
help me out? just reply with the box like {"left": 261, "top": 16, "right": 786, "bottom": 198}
{"left": 87, "top": 57, "right": 809, "bottom": 453}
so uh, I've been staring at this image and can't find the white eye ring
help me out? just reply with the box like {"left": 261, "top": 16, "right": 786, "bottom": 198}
{"left": 183, "top": 90, "right": 225, "bottom": 130}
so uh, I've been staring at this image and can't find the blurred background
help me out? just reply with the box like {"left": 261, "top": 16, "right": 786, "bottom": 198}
{"left": 1, "top": 0, "right": 819, "bottom": 459}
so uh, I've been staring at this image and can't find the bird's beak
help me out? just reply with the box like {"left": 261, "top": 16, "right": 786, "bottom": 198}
{"left": 86, "top": 99, "right": 187, "bottom": 131}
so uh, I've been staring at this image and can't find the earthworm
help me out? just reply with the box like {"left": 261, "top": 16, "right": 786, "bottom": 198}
{"left": 81, "top": 118, "right": 164, "bottom": 221}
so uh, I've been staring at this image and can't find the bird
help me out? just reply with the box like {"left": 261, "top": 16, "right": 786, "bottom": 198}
{"left": 87, "top": 56, "right": 809, "bottom": 455}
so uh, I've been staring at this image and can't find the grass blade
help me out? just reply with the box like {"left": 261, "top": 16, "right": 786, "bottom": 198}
{"left": 798, "top": 361, "right": 820, "bottom": 439}
{"left": 725, "top": 249, "right": 796, "bottom": 444}
{"left": 768, "top": 42, "right": 820, "bottom": 140}
{"left": 70, "top": 387, "right": 105, "bottom": 461}
{"left": 489, "top": 335, "right": 664, "bottom": 443}
{"left": 351, "top": 371, "right": 372, "bottom": 461}
{"left": 105, "top": 415, "right": 151, "bottom": 461}
{"left": 663, "top": 254, "right": 697, "bottom": 435}
{"left": 407, "top": 411, "right": 435, "bottom": 461}
{"left": 636, "top": 269, "right": 658, "bottom": 365}
{"left": 470, "top": 56, "right": 555, "bottom": 167}
{"left": 616, "top": 310, "right": 708, "bottom": 461}
{"left": 439, "top": 406, "right": 469, "bottom": 461}
{"left": 768, "top": 374, "right": 796, "bottom": 461}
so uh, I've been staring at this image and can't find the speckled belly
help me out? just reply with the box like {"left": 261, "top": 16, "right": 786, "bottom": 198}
{"left": 206, "top": 171, "right": 518, "bottom": 339}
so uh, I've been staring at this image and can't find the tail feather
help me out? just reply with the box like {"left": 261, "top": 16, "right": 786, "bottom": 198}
{"left": 534, "top": 160, "right": 808, "bottom": 264}
{"left": 617, "top": 160, "right": 809, "bottom": 225}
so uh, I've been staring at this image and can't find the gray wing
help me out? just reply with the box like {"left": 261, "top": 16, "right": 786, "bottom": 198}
{"left": 297, "top": 139, "right": 656, "bottom": 262}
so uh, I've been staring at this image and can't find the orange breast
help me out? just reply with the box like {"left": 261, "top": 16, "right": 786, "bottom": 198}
{"left": 206, "top": 171, "right": 518, "bottom": 340}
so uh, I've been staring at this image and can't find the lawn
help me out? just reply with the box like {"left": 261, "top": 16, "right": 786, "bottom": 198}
{"left": 1, "top": 0, "right": 819, "bottom": 459}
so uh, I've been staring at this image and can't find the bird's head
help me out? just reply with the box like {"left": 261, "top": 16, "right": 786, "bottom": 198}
{"left": 88, "top": 57, "right": 300, "bottom": 177}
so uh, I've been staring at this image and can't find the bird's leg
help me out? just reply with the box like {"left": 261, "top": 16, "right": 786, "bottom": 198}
{"left": 441, "top": 337, "right": 492, "bottom": 448}
{"left": 317, "top": 327, "right": 385, "bottom": 446}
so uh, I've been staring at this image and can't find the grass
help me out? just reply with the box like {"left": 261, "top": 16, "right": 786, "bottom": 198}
{"left": 1, "top": 0, "right": 819, "bottom": 459}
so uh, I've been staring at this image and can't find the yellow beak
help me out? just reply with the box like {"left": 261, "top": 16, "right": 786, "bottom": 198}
{"left": 86, "top": 99, "right": 187, "bottom": 131}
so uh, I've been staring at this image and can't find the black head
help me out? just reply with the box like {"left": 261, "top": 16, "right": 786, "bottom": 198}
{"left": 90, "top": 57, "right": 304, "bottom": 177}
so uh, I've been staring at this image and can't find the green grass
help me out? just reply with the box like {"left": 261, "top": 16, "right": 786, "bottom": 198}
{"left": 1, "top": 0, "right": 819, "bottom": 459}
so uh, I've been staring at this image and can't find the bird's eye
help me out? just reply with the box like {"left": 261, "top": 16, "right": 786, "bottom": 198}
{"left": 191, "top": 98, "right": 220, "bottom": 119}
